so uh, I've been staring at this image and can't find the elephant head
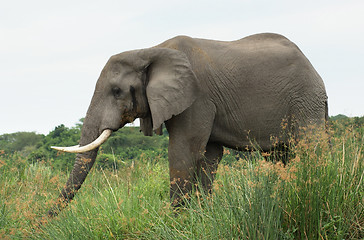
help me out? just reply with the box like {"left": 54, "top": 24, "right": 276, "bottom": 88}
{"left": 48, "top": 48, "right": 199, "bottom": 216}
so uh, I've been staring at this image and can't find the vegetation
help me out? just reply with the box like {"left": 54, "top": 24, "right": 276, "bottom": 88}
{"left": 0, "top": 119, "right": 168, "bottom": 171}
{"left": 0, "top": 116, "right": 363, "bottom": 239}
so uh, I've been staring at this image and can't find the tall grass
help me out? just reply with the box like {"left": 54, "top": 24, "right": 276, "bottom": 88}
{"left": 0, "top": 124, "right": 363, "bottom": 239}
{"left": 0, "top": 154, "right": 67, "bottom": 238}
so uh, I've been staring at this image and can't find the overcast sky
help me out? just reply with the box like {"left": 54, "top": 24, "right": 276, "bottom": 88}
{"left": 1, "top": 0, "right": 363, "bottom": 134}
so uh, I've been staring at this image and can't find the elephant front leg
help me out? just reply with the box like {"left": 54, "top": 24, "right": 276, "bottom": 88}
{"left": 197, "top": 142, "right": 223, "bottom": 194}
{"left": 166, "top": 123, "right": 213, "bottom": 207}
{"left": 169, "top": 161, "right": 195, "bottom": 207}
{"left": 165, "top": 99, "right": 216, "bottom": 208}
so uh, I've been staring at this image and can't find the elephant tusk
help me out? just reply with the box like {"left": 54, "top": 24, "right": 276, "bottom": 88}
{"left": 51, "top": 129, "right": 112, "bottom": 153}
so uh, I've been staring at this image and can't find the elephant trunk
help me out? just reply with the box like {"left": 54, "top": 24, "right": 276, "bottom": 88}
{"left": 48, "top": 150, "right": 98, "bottom": 217}
{"left": 48, "top": 115, "right": 109, "bottom": 217}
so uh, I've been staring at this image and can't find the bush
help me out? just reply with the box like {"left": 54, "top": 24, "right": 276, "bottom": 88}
{"left": 27, "top": 149, "right": 49, "bottom": 164}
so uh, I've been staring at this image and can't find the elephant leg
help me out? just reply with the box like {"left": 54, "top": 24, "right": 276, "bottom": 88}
{"left": 165, "top": 100, "right": 216, "bottom": 207}
{"left": 197, "top": 142, "right": 223, "bottom": 194}
{"left": 167, "top": 132, "right": 211, "bottom": 207}
{"left": 168, "top": 152, "right": 195, "bottom": 207}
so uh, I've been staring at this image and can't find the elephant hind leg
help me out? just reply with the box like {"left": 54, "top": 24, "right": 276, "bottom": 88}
{"left": 196, "top": 142, "right": 223, "bottom": 194}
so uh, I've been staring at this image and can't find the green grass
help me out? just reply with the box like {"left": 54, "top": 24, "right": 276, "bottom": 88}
{"left": 0, "top": 125, "right": 363, "bottom": 239}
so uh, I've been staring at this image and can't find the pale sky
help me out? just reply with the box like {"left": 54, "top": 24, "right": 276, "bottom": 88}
{"left": 1, "top": 0, "right": 363, "bottom": 134}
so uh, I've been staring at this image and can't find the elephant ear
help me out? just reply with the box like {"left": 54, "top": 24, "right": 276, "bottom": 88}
{"left": 140, "top": 48, "right": 199, "bottom": 130}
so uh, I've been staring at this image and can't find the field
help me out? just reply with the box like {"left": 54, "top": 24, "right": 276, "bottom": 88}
{"left": 0, "top": 120, "right": 363, "bottom": 239}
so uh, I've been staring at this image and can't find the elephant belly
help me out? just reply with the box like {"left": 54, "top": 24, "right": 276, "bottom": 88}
{"left": 209, "top": 112, "right": 287, "bottom": 152}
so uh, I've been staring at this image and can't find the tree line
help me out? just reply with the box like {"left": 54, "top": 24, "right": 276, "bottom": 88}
{"left": 0, "top": 119, "right": 168, "bottom": 171}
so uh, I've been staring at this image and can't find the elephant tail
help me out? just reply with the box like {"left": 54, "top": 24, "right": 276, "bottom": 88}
{"left": 324, "top": 100, "right": 332, "bottom": 149}
{"left": 325, "top": 100, "right": 329, "bottom": 126}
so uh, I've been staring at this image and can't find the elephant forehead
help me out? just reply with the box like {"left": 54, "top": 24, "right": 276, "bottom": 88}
{"left": 100, "top": 65, "right": 137, "bottom": 85}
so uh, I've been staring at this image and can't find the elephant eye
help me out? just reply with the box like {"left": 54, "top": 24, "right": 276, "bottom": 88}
{"left": 112, "top": 87, "right": 123, "bottom": 98}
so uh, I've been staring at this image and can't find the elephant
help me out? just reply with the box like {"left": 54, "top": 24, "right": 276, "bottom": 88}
{"left": 49, "top": 33, "right": 328, "bottom": 216}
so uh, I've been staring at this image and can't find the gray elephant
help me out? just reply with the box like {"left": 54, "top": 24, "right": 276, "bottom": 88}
{"left": 49, "top": 33, "right": 328, "bottom": 216}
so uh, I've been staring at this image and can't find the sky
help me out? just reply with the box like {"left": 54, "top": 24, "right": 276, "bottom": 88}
{"left": 1, "top": 0, "right": 363, "bottom": 135}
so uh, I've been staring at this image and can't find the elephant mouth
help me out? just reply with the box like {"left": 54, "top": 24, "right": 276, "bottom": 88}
{"left": 121, "top": 110, "right": 138, "bottom": 124}
{"left": 51, "top": 129, "right": 112, "bottom": 153}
